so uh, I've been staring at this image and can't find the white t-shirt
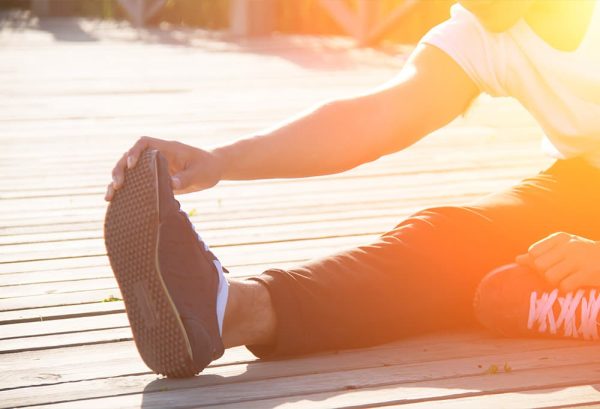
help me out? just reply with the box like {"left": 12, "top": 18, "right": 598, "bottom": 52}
{"left": 421, "top": 3, "right": 600, "bottom": 167}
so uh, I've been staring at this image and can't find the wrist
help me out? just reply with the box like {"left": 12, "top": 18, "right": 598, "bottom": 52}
{"left": 210, "top": 145, "right": 234, "bottom": 181}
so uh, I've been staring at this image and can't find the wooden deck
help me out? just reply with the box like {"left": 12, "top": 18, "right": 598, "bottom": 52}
{"left": 2, "top": 14, "right": 600, "bottom": 409}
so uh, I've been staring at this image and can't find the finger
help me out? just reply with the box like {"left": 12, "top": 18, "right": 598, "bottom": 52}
{"left": 172, "top": 178, "right": 209, "bottom": 195}
{"left": 172, "top": 174, "right": 200, "bottom": 195}
{"left": 544, "top": 258, "right": 577, "bottom": 286}
{"left": 560, "top": 273, "right": 580, "bottom": 293}
{"left": 171, "top": 165, "right": 220, "bottom": 195}
{"left": 111, "top": 152, "right": 128, "bottom": 189}
{"left": 515, "top": 253, "right": 535, "bottom": 269}
{"left": 171, "top": 167, "right": 199, "bottom": 194}
{"left": 126, "top": 136, "right": 160, "bottom": 169}
{"left": 560, "top": 270, "right": 588, "bottom": 293}
{"left": 171, "top": 175, "right": 183, "bottom": 191}
{"left": 528, "top": 232, "right": 571, "bottom": 257}
{"left": 105, "top": 182, "right": 115, "bottom": 202}
{"left": 532, "top": 245, "right": 566, "bottom": 272}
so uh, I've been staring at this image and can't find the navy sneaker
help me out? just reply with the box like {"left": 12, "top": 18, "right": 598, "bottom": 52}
{"left": 474, "top": 264, "right": 600, "bottom": 341}
{"left": 104, "top": 149, "right": 228, "bottom": 377}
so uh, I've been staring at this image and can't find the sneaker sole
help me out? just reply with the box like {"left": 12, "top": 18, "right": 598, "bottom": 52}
{"left": 104, "top": 149, "right": 198, "bottom": 377}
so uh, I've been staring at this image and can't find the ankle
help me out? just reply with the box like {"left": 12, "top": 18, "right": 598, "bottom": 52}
{"left": 222, "top": 278, "right": 276, "bottom": 348}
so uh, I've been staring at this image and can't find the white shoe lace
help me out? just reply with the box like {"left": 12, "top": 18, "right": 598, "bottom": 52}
{"left": 528, "top": 289, "right": 600, "bottom": 340}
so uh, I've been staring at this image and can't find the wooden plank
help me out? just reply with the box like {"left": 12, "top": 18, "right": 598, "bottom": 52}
{"left": 0, "top": 175, "right": 535, "bottom": 261}
{"left": 0, "top": 164, "right": 539, "bottom": 229}
{"left": 0, "top": 258, "right": 304, "bottom": 290}
{"left": 13, "top": 345, "right": 600, "bottom": 409}
{"left": 0, "top": 139, "right": 539, "bottom": 172}
{"left": 0, "top": 234, "right": 372, "bottom": 269}
{"left": 0, "top": 234, "right": 372, "bottom": 273}
{"left": 0, "top": 189, "right": 482, "bottom": 239}
{"left": 0, "top": 300, "right": 125, "bottom": 325}
{"left": 5, "top": 330, "right": 587, "bottom": 394}
{"left": 0, "top": 255, "right": 106, "bottom": 275}
{"left": 0, "top": 164, "right": 540, "bottom": 219}
{"left": 205, "top": 378, "right": 600, "bottom": 409}
{"left": 397, "top": 384, "right": 600, "bottom": 408}
{"left": 0, "top": 329, "right": 587, "bottom": 397}
{"left": 1, "top": 331, "right": 483, "bottom": 390}
{"left": 0, "top": 313, "right": 129, "bottom": 340}
{"left": 7, "top": 191, "right": 560, "bottom": 303}
{"left": 0, "top": 162, "right": 535, "bottom": 220}
{"left": 0, "top": 289, "right": 124, "bottom": 313}
{"left": 0, "top": 250, "right": 299, "bottom": 281}
{"left": 0, "top": 153, "right": 538, "bottom": 184}
{"left": 0, "top": 277, "right": 117, "bottom": 299}
{"left": 0, "top": 178, "right": 526, "bottom": 210}
{"left": 0, "top": 259, "right": 292, "bottom": 288}
{"left": 0, "top": 211, "right": 406, "bottom": 249}
{"left": 0, "top": 327, "right": 133, "bottom": 354}
{"left": 0, "top": 342, "right": 253, "bottom": 390}
{"left": 0, "top": 265, "right": 111, "bottom": 286}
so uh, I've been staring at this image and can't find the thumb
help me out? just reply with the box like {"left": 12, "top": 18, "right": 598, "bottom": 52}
{"left": 170, "top": 168, "right": 202, "bottom": 194}
{"left": 171, "top": 173, "right": 184, "bottom": 190}
{"left": 170, "top": 173, "right": 187, "bottom": 192}
{"left": 171, "top": 161, "right": 220, "bottom": 194}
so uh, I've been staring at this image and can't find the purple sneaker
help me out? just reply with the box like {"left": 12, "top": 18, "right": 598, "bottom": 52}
{"left": 104, "top": 149, "right": 228, "bottom": 377}
{"left": 474, "top": 264, "right": 600, "bottom": 341}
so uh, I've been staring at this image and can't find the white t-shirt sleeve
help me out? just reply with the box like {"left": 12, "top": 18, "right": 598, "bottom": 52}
{"left": 420, "top": 4, "right": 509, "bottom": 97}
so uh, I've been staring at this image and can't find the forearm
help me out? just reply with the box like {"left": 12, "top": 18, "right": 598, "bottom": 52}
{"left": 106, "top": 47, "right": 475, "bottom": 200}
{"left": 211, "top": 44, "right": 478, "bottom": 182}
{"left": 212, "top": 87, "right": 426, "bottom": 181}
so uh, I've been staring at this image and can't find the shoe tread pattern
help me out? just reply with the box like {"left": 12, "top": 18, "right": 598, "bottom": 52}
{"left": 104, "top": 149, "right": 198, "bottom": 377}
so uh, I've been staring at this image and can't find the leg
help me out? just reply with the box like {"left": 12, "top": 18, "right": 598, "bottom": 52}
{"left": 244, "top": 206, "right": 522, "bottom": 357}
{"left": 107, "top": 153, "right": 600, "bottom": 376}
{"left": 216, "top": 207, "right": 512, "bottom": 352}
{"left": 222, "top": 278, "right": 276, "bottom": 348}
{"left": 236, "top": 158, "right": 600, "bottom": 357}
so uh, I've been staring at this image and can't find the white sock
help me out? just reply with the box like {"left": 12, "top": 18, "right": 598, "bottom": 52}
{"left": 212, "top": 259, "right": 229, "bottom": 335}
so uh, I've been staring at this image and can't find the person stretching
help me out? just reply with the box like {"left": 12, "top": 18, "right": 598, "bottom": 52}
{"left": 104, "top": 0, "right": 600, "bottom": 377}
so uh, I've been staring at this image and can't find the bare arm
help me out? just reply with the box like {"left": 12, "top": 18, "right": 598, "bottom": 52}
{"left": 107, "top": 44, "right": 479, "bottom": 199}
{"left": 213, "top": 44, "right": 479, "bottom": 180}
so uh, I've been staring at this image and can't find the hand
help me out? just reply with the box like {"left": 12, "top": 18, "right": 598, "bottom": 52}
{"left": 516, "top": 232, "right": 600, "bottom": 293}
{"left": 105, "top": 136, "right": 223, "bottom": 201}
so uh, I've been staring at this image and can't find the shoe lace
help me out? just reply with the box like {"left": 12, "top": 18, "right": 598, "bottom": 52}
{"left": 528, "top": 289, "right": 600, "bottom": 340}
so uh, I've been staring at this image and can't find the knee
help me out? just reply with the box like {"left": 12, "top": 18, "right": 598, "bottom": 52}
{"left": 384, "top": 205, "right": 511, "bottom": 270}
{"left": 412, "top": 206, "right": 488, "bottom": 227}
{"left": 389, "top": 205, "right": 490, "bottom": 240}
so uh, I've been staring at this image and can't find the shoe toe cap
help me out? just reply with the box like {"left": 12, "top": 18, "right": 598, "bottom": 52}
{"left": 474, "top": 263, "right": 548, "bottom": 337}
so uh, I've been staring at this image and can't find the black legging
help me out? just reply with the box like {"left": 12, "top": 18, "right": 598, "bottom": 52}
{"left": 248, "top": 158, "right": 600, "bottom": 358}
